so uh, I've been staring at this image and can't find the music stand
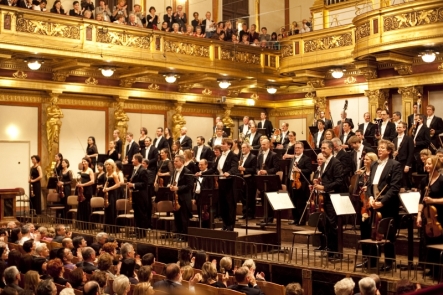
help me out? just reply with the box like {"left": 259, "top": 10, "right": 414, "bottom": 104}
{"left": 265, "top": 191, "right": 294, "bottom": 246}
{"left": 399, "top": 192, "right": 420, "bottom": 269}
{"left": 198, "top": 189, "right": 219, "bottom": 229}
{"left": 122, "top": 164, "right": 134, "bottom": 180}
{"left": 255, "top": 175, "right": 282, "bottom": 227}
{"left": 330, "top": 193, "right": 356, "bottom": 260}
{"left": 97, "top": 154, "right": 108, "bottom": 164}
{"left": 223, "top": 127, "right": 231, "bottom": 137}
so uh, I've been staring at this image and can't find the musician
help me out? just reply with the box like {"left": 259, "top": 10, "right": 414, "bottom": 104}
{"left": 76, "top": 157, "right": 95, "bottom": 226}
{"left": 213, "top": 116, "right": 222, "bottom": 134}
{"left": 413, "top": 114, "right": 431, "bottom": 173}
{"left": 313, "top": 120, "right": 325, "bottom": 149}
{"left": 193, "top": 136, "right": 214, "bottom": 163}
{"left": 257, "top": 139, "right": 280, "bottom": 223}
{"left": 127, "top": 154, "right": 152, "bottom": 236}
{"left": 209, "top": 128, "right": 224, "bottom": 148}
{"left": 113, "top": 129, "right": 122, "bottom": 160}
{"left": 407, "top": 103, "right": 418, "bottom": 129}
{"left": 282, "top": 131, "right": 297, "bottom": 159}
{"left": 239, "top": 116, "right": 250, "bottom": 138}
{"left": 178, "top": 127, "right": 193, "bottom": 150}
{"left": 86, "top": 136, "right": 98, "bottom": 171}
{"left": 96, "top": 163, "right": 106, "bottom": 197}
{"left": 193, "top": 159, "right": 214, "bottom": 228}
{"left": 339, "top": 121, "right": 355, "bottom": 151}
{"left": 337, "top": 111, "right": 354, "bottom": 133}
{"left": 257, "top": 112, "right": 273, "bottom": 138}
{"left": 183, "top": 150, "right": 197, "bottom": 174}
{"left": 392, "top": 111, "right": 402, "bottom": 129}
{"left": 248, "top": 124, "right": 262, "bottom": 149}
{"left": 332, "top": 138, "right": 352, "bottom": 192}
{"left": 366, "top": 139, "right": 402, "bottom": 271}
{"left": 354, "top": 129, "right": 371, "bottom": 147}
{"left": 142, "top": 137, "right": 158, "bottom": 173}
{"left": 313, "top": 140, "right": 343, "bottom": 256}
{"left": 157, "top": 148, "right": 174, "bottom": 186}
{"left": 288, "top": 141, "right": 313, "bottom": 225}
{"left": 426, "top": 105, "right": 443, "bottom": 151}
{"left": 171, "top": 141, "right": 184, "bottom": 159}
{"left": 237, "top": 143, "right": 258, "bottom": 220}
{"left": 393, "top": 122, "right": 414, "bottom": 190}
{"left": 319, "top": 111, "right": 333, "bottom": 130}
{"left": 377, "top": 110, "right": 396, "bottom": 142}
{"left": 204, "top": 138, "right": 238, "bottom": 231}
{"left": 153, "top": 127, "right": 170, "bottom": 151}
{"left": 103, "top": 159, "right": 120, "bottom": 233}
{"left": 124, "top": 132, "right": 140, "bottom": 164}
{"left": 215, "top": 121, "right": 229, "bottom": 137}
{"left": 349, "top": 135, "right": 375, "bottom": 173}
{"left": 107, "top": 140, "right": 119, "bottom": 161}
{"left": 58, "top": 159, "right": 72, "bottom": 219}
{"left": 324, "top": 129, "right": 335, "bottom": 141}
{"left": 139, "top": 127, "right": 148, "bottom": 151}
{"left": 141, "top": 158, "right": 156, "bottom": 207}
{"left": 29, "top": 155, "right": 43, "bottom": 215}
{"left": 54, "top": 153, "right": 63, "bottom": 176}
{"left": 275, "top": 122, "right": 290, "bottom": 149}
{"left": 375, "top": 108, "right": 382, "bottom": 121}
{"left": 358, "top": 112, "right": 375, "bottom": 142}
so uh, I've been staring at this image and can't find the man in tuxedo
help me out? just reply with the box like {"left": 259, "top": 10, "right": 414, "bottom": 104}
{"left": 194, "top": 159, "right": 214, "bottom": 228}
{"left": 313, "top": 120, "right": 325, "bottom": 149}
{"left": 426, "top": 104, "right": 443, "bottom": 151}
{"left": 313, "top": 140, "right": 343, "bottom": 257}
{"left": 413, "top": 114, "right": 430, "bottom": 172}
{"left": 355, "top": 129, "right": 372, "bottom": 147}
{"left": 319, "top": 111, "right": 333, "bottom": 130}
{"left": 178, "top": 127, "right": 192, "bottom": 150}
{"left": 377, "top": 109, "right": 396, "bottom": 142}
{"left": 332, "top": 138, "right": 352, "bottom": 192}
{"left": 239, "top": 116, "right": 250, "bottom": 139}
{"left": 238, "top": 143, "right": 257, "bottom": 219}
{"left": 228, "top": 267, "right": 265, "bottom": 295}
{"left": 348, "top": 135, "right": 374, "bottom": 173}
{"left": 407, "top": 103, "right": 418, "bottom": 129}
{"left": 142, "top": 137, "right": 158, "bottom": 173}
{"left": 393, "top": 122, "right": 414, "bottom": 190}
{"left": 337, "top": 111, "right": 354, "bottom": 135}
{"left": 257, "top": 139, "right": 279, "bottom": 223}
{"left": 366, "top": 139, "right": 402, "bottom": 271}
{"left": 169, "top": 155, "right": 193, "bottom": 239}
{"left": 257, "top": 112, "right": 273, "bottom": 138}
{"left": 209, "top": 128, "right": 224, "bottom": 147}
{"left": 275, "top": 122, "right": 290, "bottom": 149}
{"left": 127, "top": 154, "right": 151, "bottom": 235}
{"left": 248, "top": 124, "right": 262, "bottom": 149}
{"left": 213, "top": 116, "right": 222, "bottom": 134}
{"left": 392, "top": 111, "right": 402, "bottom": 129}
{"left": 288, "top": 141, "right": 313, "bottom": 225}
{"left": 123, "top": 132, "right": 139, "bottom": 164}
{"left": 204, "top": 139, "right": 238, "bottom": 231}
{"left": 76, "top": 247, "right": 97, "bottom": 274}
{"left": 358, "top": 112, "right": 375, "bottom": 143}
{"left": 193, "top": 136, "right": 214, "bottom": 163}
{"left": 340, "top": 121, "right": 355, "bottom": 151}
{"left": 153, "top": 127, "right": 169, "bottom": 151}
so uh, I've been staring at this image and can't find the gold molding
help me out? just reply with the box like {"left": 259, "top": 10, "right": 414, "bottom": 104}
{"left": 85, "top": 77, "right": 98, "bottom": 85}
{"left": 0, "top": 93, "right": 42, "bottom": 103}
{"left": 304, "top": 32, "right": 353, "bottom": 53}
{"left": 394, "top": 64, "right": 413, "bottom": 75}
{"left": 12, "top": 70, "right": 27, "bottom": 79}
{"left": 344, "top": 76, "right": 357, "bottom": 84}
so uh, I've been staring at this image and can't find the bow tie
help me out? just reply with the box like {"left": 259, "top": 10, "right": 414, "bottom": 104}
{"left": 222, "top": 152, "right": 228, "bottom": 156}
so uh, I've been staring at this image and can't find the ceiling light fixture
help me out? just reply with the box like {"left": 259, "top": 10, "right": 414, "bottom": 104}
{"left": 267, "top": 86, "right": 277, "bottom": 94}
{"left": 26, "top": 60, "right": 43, "bottom": 70}
{"left": 331, "top": 68, "right": 345, "bottom": 79}
{"left": 218, "top": 81, "right": 231, "bottom": 89}
{"left": 100, "top": 67, "right": 115, "bottom": 77}
{"left": 419, "top": 50, "right": 439, "bottom": 63}
{"left": 246, "top": 98, "right": 255, "bottom": 106}
{"left": 164, "top": 74, "right": 178, "bottom": 83}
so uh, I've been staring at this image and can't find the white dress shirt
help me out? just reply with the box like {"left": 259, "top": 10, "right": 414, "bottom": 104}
{"left": 154, "top": 136, "right": 162, "bottom": 148}
{"left": 363, "top": 122, "right": 369, "bottom": 135}
{"left": 214, "top": 137, "right": 223, "bottom": 146}
{"left": 356, "top": 145, "right": 363, "bottom": 170}
{"left": 179, "top": 135, "right": 185, "bottom": 143}
{"left": 218, "top": 150, "right": 230, "bottom": 177}
{"left": 242, "top": 125, "right": 249, "bottom": 136}
{"left": 316, "top": 131, "right": 323, "bottom": 148}
{"left": 144, "top": 145, "right": 151, "bottom": 159}
{"left": 249, "top": 133, "right": 256, "bottom": 145}
{"left": 427, "top": 115, "right": 434, "bottom": 128}
{"left": 261, "top": 149, "right": 270, "bottom": 168}
{"left": 414, "top": 124, "right": 423, "bottom": 141}
{"left": 196, "top": 145, "right": 203, "bottom": 161}
{"left": 396, "top": 134, "right": 404, "bottom": 150}
{"left": 372, "top": 159, "right": 388, "bottom": 185}
{"left": 195, "top": 169, "right": 207, "bottom": 194}
{"left": 381, "top": 121, "right": 388, "bottom": 137}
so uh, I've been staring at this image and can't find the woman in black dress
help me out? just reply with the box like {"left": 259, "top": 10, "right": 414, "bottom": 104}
{"left": 115, "top": 161, "right": 125, "bottom": 200}
{"left": 95, "top": 163, "right": 105, "bottom": 197}
{"left": 157, "top": 148, "right": 174, "bottom": 186}
{"left": 113, "top": 130, "right": 122, "bottom": 160}
{"left": 76, "top": 157, "right": 95, "bottom": 227}
{"left": 103, "top": 159, "right": 120, "bottom": 233}
{"left": 54, "top": 153, "right": 63, "bottom": 177}
{"left": 86, "top": 136, "right": 98, "bottom": 172}
{"left": 107, "top": 140, "right": 119, "bottom": 161}
{"left": 282, "top": 131, "right": 296, "bottom": 160}
{"left": 139, "top": 127, "right": 148, "bottom": 152}
{"left": 58, "top": 159, "right": 73, "bottom": 219}
{"left": 183, "top": 150, "right": 196, "bottom": 174}
{"left": 146, "top": 6, "right": 158, "bottom": 29}
{"left": 164, "top": 127, "right": 173, "bottom": 151}
{"left": 29, "top": 155, "right": 43, "bottom": 215}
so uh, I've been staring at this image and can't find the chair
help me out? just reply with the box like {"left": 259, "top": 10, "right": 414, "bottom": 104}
{"left": 425, "top": 244, "right": 443, "bottom": 282}
{"left": 152, "top": 261, "right": 166, "bottom": 275}
{"left": 54, "top": 283, "right": 65, "bottom": 295}
{"left": 67, "top": 195, "right": 78, "bottom": 219}
{"left": 256, "top": 281, "right": 285, "bottom": 295}
{"left": 115, "top": 199, "right": 134, "bottom": 236}
{"left": 291, "top": 212, "right": 325, "bottom": 253}
{"left": 354, "top": 217, "right": 394, "bottom": 273}
{"left": 90, "top": 197, "right": 105, "bottom": 223}
{"left": 16, "top": 187, "right": 30, "bottom": 218}
{"left": 155, "top": 201, "right": 174, "bottom": 232}
{"left": 181, "top": 280, "right": 189, "bottom": 288}
{"left": 152, "top": 274, "right": 166, "bottom": 283}
{"left": 47, "top": 192, "right": 65, "bottom": 218}
{"left": 195, "top": 283, "right": 218, "bottom": 295}
{"left": 218, "top": 289, "right": 245, "bottom": 295}
{"left": 276, "top": 171, "right": 283, "bottom": 182}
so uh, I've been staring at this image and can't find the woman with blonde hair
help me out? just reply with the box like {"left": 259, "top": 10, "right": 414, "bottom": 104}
{"left": 103, "top": 159, "right": 120, "bottom": 233}
{"left": 183, "top": 150, "right": 197, "bottom": 173}
{"left": 24, "top": 270, "right": 40, "bottom": 295}
{"left": 180, "top": 265, "right": 194, "bottom": 281}
{"left": 133, "top": 267, "right": 154, "bottom": 295}
{"left": 201, "top": 262, "right": 226, "bottom": 287}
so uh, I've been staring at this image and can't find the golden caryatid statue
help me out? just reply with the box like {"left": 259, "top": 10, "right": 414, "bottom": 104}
{"left": 172, "top": 103, "right": 186, "bottom": 141}
{"left": 222, "top": 108, "right": 234, "bottom": 138}
{"left": 114, "top": 100, "right": 129, "bottom": 140}
{"left": 45, "top": 94, "right": 63, "bottom": 178}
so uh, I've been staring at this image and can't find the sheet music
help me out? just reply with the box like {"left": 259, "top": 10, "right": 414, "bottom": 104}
{"left": 330, "top": 193, "right": 355, "bottom": 215}
{"left": 265, "top": 191, "right": 294, "bottom": 210}
{"left": 399, "top": 192, "right": 420, "bottom": 214}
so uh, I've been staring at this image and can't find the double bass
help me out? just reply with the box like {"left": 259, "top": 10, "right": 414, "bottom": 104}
{"left": 334, "top": 100, "right": 348, "bottom": 137}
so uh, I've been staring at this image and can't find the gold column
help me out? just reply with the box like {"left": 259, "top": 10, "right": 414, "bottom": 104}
{"left": 255, "top": 0, "right": 260, "bottom": 29}
{"left": 222, "top": 105, "right": 235, "bottom": 138}
{"left": 172, "top": 102, "right": 186, "bottom": 141}
{"left": 365, "top": 89, "right": 389, "bottom": 120}
{"left": 398, "top": 86, "right": 423, "bottom": 121}
{"left": 45, "top": 91, "right": 64, "bottom": 179}
{"left": 114, "top": 97, "right": 129, "bottom": 158}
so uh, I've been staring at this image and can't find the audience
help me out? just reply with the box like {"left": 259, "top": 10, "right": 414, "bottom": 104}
{"left": 285, "top": 283, "right": 304, "bottom": 295}
{"left": 396, "top": 279, "right": 420, "bottom": 295}
{"left": 23, "top": 271, "right": 40, "bottom": 295}
{"left": 69, "top": 267, "right": 86, "bottom": 290}
{"left": 334, "top": 277, "right": 354, "bottom": 295}
{"left": 201, "top": 262, "right": 226, "bottom": 288}
{"left": 358, "top": 277, "right": 376, "bottom": 295}
{"left": 4, "top": 266, "right": 24, "bottom": 295}
{"left": 46, "top": 258, "right": 70, "bottom": 287}
{"left": 228, "top": 266, "right": 264, "bottom": 295}
{"left": 112, "top": 276, "right": 129, "bottom": 295}
{"left": 76, "top": 247, "right": 97, "bottom": 274}
{"left": 36, "top": 280, "right": 55, "bottom": 295}
{"left": 119, "top": 259, "right": 138, "bottom": 285}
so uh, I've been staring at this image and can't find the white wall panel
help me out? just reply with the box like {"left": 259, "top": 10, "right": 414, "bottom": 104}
{"left": 392, "top": 94, "right": 402, "bottom": 118}
{"left": 184, "top": 116, "right": 214, "bottom": 146}
{"left": 279, "top": 118, "right": 307, "bottom": 141}
{"left": 126, "top": 112, "right": 165, "bottom": 140}
{"left": 429, "top": 91, "right": 443, "bottom": 117}
{"left": 189, "top": 0, "right": 212, "bottom": 21}
{"left": 329, "top": 97, "right": 368, "bottom": 129}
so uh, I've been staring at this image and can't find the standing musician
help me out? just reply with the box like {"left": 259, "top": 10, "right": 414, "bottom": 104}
{"left": 58, "top": 159, "right": 72, "bottom": 219}
{"left": 337, "top": 111, "right": 354, "bottom": 134}
{"left": 425, "top": 105, "right": 443, "bottom": 151}
{"left": 313, "top": 120, "right": 325, "bottom": 149}
{"left": 237, "top": 143, "right": 257, "bottom": 220}
{"left": 192, "top": 136, "right": 214, "bottom": 163}
{"left": 178, "top": 127, "right": 193, "bottom": 150}
{"left": 141, "top": 158, "right": 156, "bottom": 202}
{"left": 349, "top": 135, "right": 375, "bottom": 173}
{"left": 319, "top": 111, "right": 333, "bottom": 130}
{"left": 340, "top": 121, "right": 355, "bottom": 151}
{"left": 282, "top": 131, "right": 297, "bottom": 159}
{"left": 194, "top": 159, "right": 214, "bottom": 228}
{"left": 76, "top": 157, "right": 95, "bottom": 227}
{"left": 113, "top": 129, "right": 123, "bottom": 160}
{"left": 209, "top": 128, "right": 224, "bottom": 148}
{"left": 107, "top": 140, "right": 119, "bottom": 161}
{"left": 354, "top": 130, "right": 371, "bottom": 148}
{"left": 275, "top": 122, "right": 290, "bottom": 149}
{"left": 204, "top": 139, "right": 238, "bottom": 231}
{"left": 366, "top": 139, "right": 402, "bottom": 271}
{"left": 86, "top": 136, "right": 98, "bottom": 171}
{"left": 416, "top": 156, "right": 443, "bottom": 279}
{"left": 392, "top": 111, "right": 402, "bottom": 129}
{"left": 258, "top": 112, "right": 273, "bottom": 138}
{"left": 239, "top": 116, "right": 250, "bottom": 139}
{"left": 103, "top": 159, "right": 120, "bottom": 233}
{"left": 169, "top": 155, "right": 193, "bottom": 239}
{"left": 257, "top": 139, "right": 280, "bottom": 223}
{"left": 29, "top": 155, "right": 43, "bottom": 215}
{"left": 332, "top": 138, "right": 353, "bottom": 192}
{"left": 156, "top": 148, "right": 174, "bottom": 191}
{"left": 393, "top": 122, "right": 414, "bottom": 190}
{"left": 153, "top": 127, "right": 170, "bottom": 151}
{"left": 413, "top": 114, "right": 431, "bottom": 173}
{"left": 123, "top": 132, "right": 140, "bottom": 164}
{"left": 54, "top": 153, "right": 63, "bottom": 176}
{"left": 312, "top": 140, "right": 343, "bottom": 257}
{"left": 213, "top": 116, "right": 222, "bottom": 134}
{"left": 377, "top": 110, "right": 396, "bottom": 142}
{"left": 142, "top": 137, "right": 158, "bottom": 173}
{"left": 95, "top": 163, "right": 106, "bottom": 197}
{"left": 358, "top": 112, "right": 375, "bottom": 142}
{"left": 407, "top": 103, "right": 418, "bottom": 130}
{"left": 138, "top": 127, "right": 148, "bottom": 151}
{"left": 126, "top": 154, "right": 152, "bottom": 236}
{"left": 248, "top": 124, "right": 262, "bottom": 150}
{"left": 288, "top": 141, "right": 313, "bottom": 225}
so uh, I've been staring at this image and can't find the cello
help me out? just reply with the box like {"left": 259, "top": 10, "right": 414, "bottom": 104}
{"left": 334, "top": 100, "right": 348, "bottom": 137}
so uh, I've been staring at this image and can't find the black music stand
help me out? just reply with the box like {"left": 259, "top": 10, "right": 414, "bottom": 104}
{"left": 300, "top": 140, "right": 312, "bottom": 150}
{"left": 255, "top": 175, "right": 282, "bottom": 227}
{"left": 265, "top": 190, "right": 294, "bottom": 246}
{"left": 330, "top": 193, "right": 355, "bottom": 261}
{"left": 97, "top": 154, "right": 108, "bottom": 164}
{"left": 279, "top": 159, "right": 291, "bottom": 183}
{"left": 198, "top": 189, "right": 219, "bottom": 229}
{"left": 398, "top": 192, "right": 420, "bottom": 270}
{"left": 273, "top": 148, "right": 286, "bottom": 160}
{"left": 223, "top": 127, "right": 231, "bottom": 137}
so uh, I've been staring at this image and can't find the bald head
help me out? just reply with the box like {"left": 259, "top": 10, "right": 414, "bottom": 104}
{"left": 84, "top": 281, "right": 100, "bottom": 295}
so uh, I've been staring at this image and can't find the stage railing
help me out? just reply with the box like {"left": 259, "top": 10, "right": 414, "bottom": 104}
{"left": 20, "top": 216, "right": 443, "bottom": 283}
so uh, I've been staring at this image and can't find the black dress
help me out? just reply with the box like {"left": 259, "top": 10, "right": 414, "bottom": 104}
{"left": 107, "top": 149, "right": 119, "bottom": 161}
{"left": 158, "top": 159, "right": 174, "bottom": 185}
{"left": 61, "top": 170, "right": 73, "bottom": 219}
{"left": 104, "top": 175, "right": 118, "bottom": 233}
{"left": 96, "top": 172, "right": 106, "bottom": 197}
{"left": 115, "top": 139, "right": 122, "bottom": 160}
{"left": 147, "top": 14, "right": 158, "bottom": 29}
{"left": 30, "top": 166, "right": 42, "bottom": 215}
{"left": 77, "top": 172, "right": 93, "bottom": 223}
{"left": 166, "top": 137, "right": 173, "bottom": 151}
{"left": 139, "top": 137, "right": 147, "bottom": 152}
{"left": 185, "top": 161, "right": 197, "bottom": 174}
{"left": 86, "top": 145, "right": 98, "bottom": 171}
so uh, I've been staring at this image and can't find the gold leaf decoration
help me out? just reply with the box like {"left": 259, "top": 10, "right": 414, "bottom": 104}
{"left": 281, "top": 45, "right": 293, "bottom": 58}
{"left": 202, "top": 88, "right": 212, "bottom": 95}
{"left": 394, "top": 64, "right": 413, "bottom": 75}
{"left": 250, "top": 93, "right": 259, "bottom": 100}
{"left": 438, "top": 63, "right": 443, "bottom": 70}
{"left": 164, "top": 41, "right": 209, "bottom": 57}
{"left": 304, "top": 33, "right": 353, "bottom": 53}
{"left": 85, "top": 77, "right": 98, "bottom": 85}
{"left": 147, "top": 83, "right": 160, "bottom": 90}
{"left": 52, "top": 72, "right": 69, "bottom": 82}
{"left": 15, "top": 15, "right": 80, "bottom": 39}
{"left": 344, "top": 76, "right": 356, "bottom": 84}
{"left": 221, "top": 50, "right": 260, "bottom": 65}
{"left": 97, "top": 30, "right": 152, "bottom": 49}
{"left": 383, "top": 8, "right": 442, "bottom": 32}
{"left": 356, "top": 21, "right": 370, "bottom": 41}
{"left": 12, "top": 70, "right": 27, "bottom": 79}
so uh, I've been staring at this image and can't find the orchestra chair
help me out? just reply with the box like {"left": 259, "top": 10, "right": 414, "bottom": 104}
{"left": 290, "top": 212, "right": 325, "bottom": 259}
{"left": 115, "top": 199, "right": 134, "bottom": 236}
{"left": 195, "top": 283, "right": 218, "bottom": 295}
{"left": 67, "top": 195, "right": 78, "bottom": 219}
{"left": 276, "top": 171, "right": 283, "bottom": 182}
{"left": 218, "top": 288, "right": 245, "bottom": 295}
{"left": 425, "top": 244, "right": 443, "bottom": 282}
{"left": 16, "top": 187, "right": 31, "bottom": 218}
{"left": 89, "top": 197, "right": 105, "bottom": 224}
{"left": 354, "top": 217, "right": 394, "bottom": 273}
{"left": 47, "top": 192, "right": 65, "bottom": 219}
{"left": 155, "top": 200, "right": 175, "bottom": 233}
{"left": 256, "top": 281, "right": 285, "bottom": 295}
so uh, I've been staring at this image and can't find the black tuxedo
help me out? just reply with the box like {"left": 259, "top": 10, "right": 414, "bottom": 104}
{"left": 130, "top": 166, "right": 152, "bottom": 230}
{"left": 258, "top": 120, "right": 273, "bottom": 138}
{"left": 238, "top": 153, "right": 257, "bottom": 218}
{"left": 194, "top": 169, "right": 215, "bottom": 228}
{"left": 413, "top": 124, "right": 430, "bottom": 152}
{"left": 257, "top": 150, "right": 280, "bottom": 221}
{"left": 228, "top": 284, "right": 265, "bottom": 295}
{"left": 350, "top": 145, "right": 375, "bottom": 173}
{"left": 248, "top": 133, "right": 262, "bottom": 149}
{"left": 172, "top": 167, "right": 193, "bottom": 234}
{"left": 426, "top": 115, "right": 443, "bottom": 149}
{"left": 179, "top": 135, "right": 192, "bottom": 150}
{"left": 277, "top": 131, "right": 290, "bottom": 148}
{"left": 18, "top": 0, "right": 31, "bottom": 8}
{"left": 208, "top": 137, "right": 224, "bottom": 148}
{"left": 335, "top": 149, "right": 352, "bottom": 191}
{"left": 125, "top": 141, "right": 140, "bottom": 162}
{"left": 192, "top": 145, "right": 214, "bottom": 162}
{"left": 337, "top": 118, "right": 354, "bottom": 130}
{"left": 239, "top": 124, "right": 250, "bottom": 137}
{"left": 76, "top": 261, "right": 97, "bottom": 274}
{"left": 380, "top": 121, "right": 396, "bottom": 142}
{"left": 322, "top": 118, "right": 333, "bottom": 130}
{"left": 142, "top": 145, "right": 158, "bottom": 172}
{"left": 163, "top": 14, "right": 174, "bottom": 28}
{"left": 407, "top": 114, "right": 416, "bottom": 130}
{"left": 288, "top": 154, "right": 313, "bottom": 223}
{"left": 153, "top": 136, "right": 169, "bottom": 151}
{"left": 115, "top": 138, "right": 123, "bottom": 159}
{"left": 393, "top": 134, "right": 414, "bottom": 189}
{"left": 340, "top": 131, "right": 355, "bottom": 151}
{"left": 358, "top": 122, "right": 375, "bottom": 138}
{"left": 172, "top": 12, "right": 187, "bottom": 30}
{"left": 313, "top": 130, "right": 325, "bottom": 149}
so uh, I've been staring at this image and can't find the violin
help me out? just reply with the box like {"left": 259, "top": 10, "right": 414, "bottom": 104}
{"left": 171, "top": 170, "right": 181, "bottom": 211}
{"left": 291, "top": 161, "right": 301, "bottom": 190}
{"left": 315, "top": 176, "right": 324, "bottom": 213}
{"left": 371, "top": 184, "right": 388, "bottom": 241}
{"left": 239, "top": 154, "right": 244, "bottom": 175}
{"left": 271, "top": 128, "right": 281, "bottom": 144}
{"left": 423, "top": 186, "right": 443, "bottom": 238}
{"left": 77, "top": 185, "right": 85, "bottom": 202}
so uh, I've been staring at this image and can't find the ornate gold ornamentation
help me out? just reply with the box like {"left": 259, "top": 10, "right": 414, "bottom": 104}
{"left": 305, "top": 92, "right": 316, "bottom": 98}
{"left": 164, "top": 41, "right": 209, "bottom": 57}
{"left": 172, "top": 103, "right": 186, "bottom": 140}
{"left": 438, "top": 63, "right": 443, "bottom": 70}
{"left": 85, "top": 77, "right": 98, "bottom": 85}
{"left": 15, "top": 15, "right": 80, "bottom": 39}
{"left": 52, "top": 71, "right": 69, "bottom": 82}
{"left": 384, "top": 8, "right": 442, "bottom": 32}
{"left": 356, "top": 21, "right": 370, "bottom": 41}
{"left": 147, "top": 83, "right": 160, "bottom": 90}
{"left": 124, "top": 102, "right": 167, "bottom": 110}
{"left": 57, "top": 98, "right": 108, "bottom": 107}
{"left": 114, "top": 98, "right": 129, "bottom": 143}
{"left": 344, "top": 76, "right": 357, "bottom": 84}
{"left": 178, "top": 84, "right": 194, "bottom": 92}
{"left": 398, "top": 86, "right": 423, "bottom": 100}
{"left": 97, "top": 30, "right": 152, "bottom": 49}
{"left": 281, "top": 45, "right": 293, "bottom": 58}
{"left": 394, "top": 64, "right": 413, "bottom": 75}
{"left": 119, "top": 78, "right": 136, "bottom": 88}
{"left": 365, "top": 89, "right": 389, "bottom": 105}
{"left": 314, "top": 97, "right": 327, "bottom": 112}
{"left": 221, "top": 50, "right": 260, "bottom": 65}
{"left": 250, "top": 93, "right": 259, "bottom": 100}
{"left": 304, "top": 33, "right": 353, "bottom": 53}
{"left": 202, "top": 88, "right": 212, "bottom": 95}
{"left": 12, "top": 70, "right": 27, "bottom": 79}
{"left": 0, "top": 94, "right": 42, "bottom": 103}
{"left": 45, "top": 92, "right": 64, "bottom": 178}
{"left": 222, "top": 107, "right": 235, "bottom": 137}
{"left": 306, "top": 79, "right": 325, "bottom": 88}
{"left": 227, "top": 90, "right": 240, "bottom": 97}
{"left": 272, "top": 108, "right": 313, "bottom": 117}
{"left": 360, "top": 68, "right": 378, "bottom": 81}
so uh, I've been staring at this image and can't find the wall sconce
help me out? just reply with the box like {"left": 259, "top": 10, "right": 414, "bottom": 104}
{"left": 164, "top": 74, "right": 178, "bottom": 83}
{"left": 218, "top": 80, "right": 231, "bottom": 89}
{"left": 419, "top": 50, "right": 439, "bottom": 63}
{"left": 100, "top": 67, "right": 115, "bottom": 77}
{"left": 266, "top": 86, "right": 277, "bottom": 94}
{"left": 25, "top": 59, "right": 44, "bottom": 70}
{"left": 330, "top": 68, "right": 346, "bottom": 79}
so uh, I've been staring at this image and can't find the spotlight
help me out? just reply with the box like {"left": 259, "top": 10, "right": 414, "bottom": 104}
{"left": 218, "top": 81, "right": 231, "bottom": 89}
{"left": 164, "top": 74, "right": 178, "bottom": 83}
{"left": 266, "top": 86, "right": 277, "bottom": 94}
{"left": 419, "top": 50, "right": 439, "bottom": 63}
{"left": 100, "top": 67, "right": 115, "bottom": 77}
{"left": 26, "top": 60, "right": 43, "bottom": 70}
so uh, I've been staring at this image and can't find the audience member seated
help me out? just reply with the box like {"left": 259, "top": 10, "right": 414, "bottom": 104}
{"left": 72, "top": 236, "right": 87, "bottom": 258}
{"left": 33, "top": 244, "right": 49, "bottom": 274}
{"left": 90, "top": 272, "right": 107, "bottom": 294}
{"left": 259, "top": 27, "right": 270, "bottom": 41}
{"left": 201, "top": 262, "right": 226, "bottom": 288}
{"left": 36, "top": 279, "right": 55, "bottom": 295}
{"left": 23, "top": 270, "right": 40, "bottom": 295}
{"left": 7, "top": 250, "right": 21, "bottom": 269}
{"left": 334, "top": 277, "right": 354, "bottom": 295}
{"left": 113, "top": 276, "right": 130, "bottom": 295}
{"left": 178, "top": 248, "right": 194, "bottom": 268}
{"left": 91, "top": 233, "right": 108, "bottom": 256}
{"left": 56, "top": 248, "right": 75, "bottom": 270}
{"left": 137, "top": 266, "right": 152, "bottom": 283}
{"left": 241, "top": 34, "right": 250, "bottom": 45}
{"left": 76, "top": 247, "right": 97, "bottom": 274}
{"left": 228, "top": 266, "right": 264, "bottom": 295}
{"left": 53, "top": 225, "right": 70, "bottom": 243}
{"left": 160, "top": 21, "right": 170, "bottom": 32}
{"left": 219, "top": 257, "right": 234, "bottom": 276}
{"left": 133, "top": 280, "right": 153, "bottom": 295}
{"left": 242, "top": 259, "right": 265, "bottom": 281}
{"left": 61, "top": 238, "right": 73, "bottom": 252}
{"left": 68, "top": 267, "right": 86, "bottom": 290}
{"left": 9, "top": 228, "right": 22, "bottom": 244}
{"left": 180, "top": 265, "right": 193, "bottom": 281}
{"left": 46, "top": 258, "right": 70, "bottom": 287}
{"left": 18, "top": 225, "right": 32, "bottom": 245}
{"left": 4, "top": 266, "right": 24, "bottom": 295}
{"left": 171, "top": 23, "right": 181, "bottom": 34}
{"left": 59, "top": 289, "right": 75, "bottom": 295}
{"left": 153, "top": 263, "right": 185, "bottom": 291}
{"left": 193, "top": 251, "right": 207, "bottom": 269}
{"left": 120, "top": 258, "right": 139, "bottom": 285}
{"left": 38, "top": 228, "right": 52, "bottom": 243}
{"left": 358, "top": 277, "right": 376, "bottom": 295}
{"left": 141, "top": 253, "right": 155, "bottom": 270}
{"left": 285, "top": 283, "right": 304, "bottom": 295}
{"left": 19, "top": 240, "right": 35, "bottom": 274}
{"left": 95, "top": 253, "right": 115, "bottom": 279}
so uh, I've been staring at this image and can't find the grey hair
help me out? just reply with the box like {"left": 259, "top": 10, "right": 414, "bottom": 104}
{"left": 113, "top": 275, "right": 130, "bottom": 295}
{"left": 242, "top": 259, "right": 256, "bottom": 270}
{"left": 35, "top": 243, "right": 48, "bottom": 255}
{"left": 4, "top": 266, "right": 19, "bottom": 284}
{"left": 96, "top": 232, "right": 108, "bottom": 242}
{"left": 331, "top": 137, "right": 342, "bottom": 146}
{"left": 82, "top": 247, "right": 95, "bottom": 260}
{"left": 359, "top": 277, "right": 376, "bottom": 295}
{"left": 121, "top": 243, "right": 134, "bottom": 258}
{"left": 334, "top": 277, "right": 355, "bottom": 295}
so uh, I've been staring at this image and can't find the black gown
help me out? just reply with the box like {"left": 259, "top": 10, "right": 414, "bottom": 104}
{"left": 104, "top": 175, "right": 117, "bottom": 233}
{"left": 115, "top": 139, "right": 122, "bottom": 160}
{"left": 60, "top": 170, "right": 73, "bottom": 219}
{"left": 139, "top": 137, "right": 146, "bottom": 152}
{"left": 96, "top": 172, "right": 106, "bottom": 197}
{"left": 30, "top": 166, "right": 42, "bottom": 215}
{"left": 77, "top": 172, "right": 93, "bottom": 224}
{"left": 86, "top": 145, "right": 98, "bottom": 171}
{"left": 107, "top": 149, "right": 119, "bottom": 161}
{"left": 158, "top": 159, "right": 174, "bottom": 185}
